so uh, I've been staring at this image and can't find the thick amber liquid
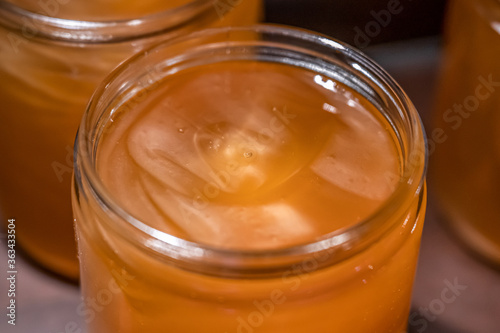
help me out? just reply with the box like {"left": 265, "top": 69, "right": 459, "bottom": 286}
{"left": 7, "top": 0, "right": 194, "bottom": 20}
{"left": 431, "top": 0, "right": 500, "bottom": 265}
{"left": 7, "top": 0, "right": 258, "bottom": 22}
{"left": 75, "top": 61, "right": 426, "bottom": 332}
{"left": 0, "top": 0, "right": 262, "bottom": 280}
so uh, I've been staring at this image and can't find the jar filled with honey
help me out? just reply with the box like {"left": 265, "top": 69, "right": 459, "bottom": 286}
{"left": 0, "top": 0, "right": 262, "bottom": 280}
{"left": 73, "top": 25, "right": 427, "bottom": 332}
{"left": 431, "top": 0, "right": 500, "bottom": 266}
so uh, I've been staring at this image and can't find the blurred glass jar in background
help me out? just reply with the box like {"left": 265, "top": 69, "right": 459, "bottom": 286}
{"left": 431, "top": 0, "right": 500, "bottom": 266}
{"left": 0, "top": 0, "right": 262, "bottom": 281}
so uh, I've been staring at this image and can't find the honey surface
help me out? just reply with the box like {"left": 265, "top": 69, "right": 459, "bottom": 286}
{"left": 97, "top": 61, "right": 401, "bottom": 249}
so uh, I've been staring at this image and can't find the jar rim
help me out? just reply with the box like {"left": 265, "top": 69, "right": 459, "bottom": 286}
{"left": 74, "top": 24, "right": 427, "bottom": 276}
{"left": 0, "top": 0, "right": 217, "bottom": 43}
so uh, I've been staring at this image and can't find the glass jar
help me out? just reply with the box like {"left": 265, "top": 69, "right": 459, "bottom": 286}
{"left": 72, "top": 25, "right": 427, "bottom": 332}
{"left": 0, "top": 0, "right": 262, "bottom": 280}
{"left": 431, "top": 0, "right": 500, "bottom": 266}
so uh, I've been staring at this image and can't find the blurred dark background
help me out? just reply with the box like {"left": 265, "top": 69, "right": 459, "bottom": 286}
{"left": 265, "top": 0, "right": 448, "bottom": 47}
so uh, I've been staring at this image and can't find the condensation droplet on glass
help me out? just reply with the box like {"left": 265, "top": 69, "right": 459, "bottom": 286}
{"left": 178, "top": 128, "right": 185, "bottom": 133}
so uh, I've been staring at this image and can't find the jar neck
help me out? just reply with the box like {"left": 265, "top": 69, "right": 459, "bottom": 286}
{"left": 74, "top": 25, "right": 427, "bottom": 277}
{"left": 0, "top": 0, "right": 218, "bottom": 44}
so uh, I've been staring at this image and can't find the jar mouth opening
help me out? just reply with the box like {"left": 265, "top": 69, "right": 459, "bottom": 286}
{"left": 0, "top": 0, "right": 216, "bottom": 43}
{"left": 74, "top": 24, "right": 427, "bottom": 275}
